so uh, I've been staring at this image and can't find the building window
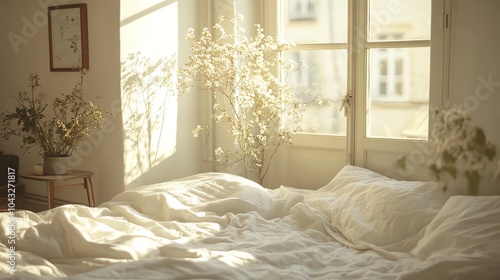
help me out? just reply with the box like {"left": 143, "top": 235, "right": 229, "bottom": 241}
{"left": 289, "top": 0, "right": 316, "bottom": 21}
{"left": 371, "top": 33, "right": 409, "bottom": 101}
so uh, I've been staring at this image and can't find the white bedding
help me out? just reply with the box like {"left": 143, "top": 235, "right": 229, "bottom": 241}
{"left": 1, "top": 165, "right": 499, "bottom": 279}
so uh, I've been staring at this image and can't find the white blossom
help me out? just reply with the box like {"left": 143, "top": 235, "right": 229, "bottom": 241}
{"left": 179, "top": 15, "right": 305, "bottom": 184}
{"left": 192, "top": 125, "right": 203, "bottom": 137}
{"left": 215, "top": 147, "right": 224, "bottom": 156}
{"left": 428, "top": 106, "right": 497, "bottom": 195}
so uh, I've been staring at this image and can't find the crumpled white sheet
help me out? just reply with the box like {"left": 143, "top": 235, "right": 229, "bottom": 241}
{"left": 1, "top": 168, "right": 499, "bottom": 279}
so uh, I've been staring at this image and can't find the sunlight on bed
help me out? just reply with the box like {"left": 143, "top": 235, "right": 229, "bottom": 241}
{"left": 203, "top": 250, "right": 256, "bottom": 267}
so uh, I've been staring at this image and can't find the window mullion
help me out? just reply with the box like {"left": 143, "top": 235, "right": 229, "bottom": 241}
{"left": 345, "top": 0, "right": 356, "bottom": 165}
{"left": 352, "top": 0, "right": 368, "bottom": 167}
{"left": 366, "top": 40, "right": 430, "bottom": 49}
{"left": 293, "top": 43, "right": 348, "bottom": 51}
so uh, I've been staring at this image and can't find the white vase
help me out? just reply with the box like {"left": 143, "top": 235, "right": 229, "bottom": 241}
{"left": 43, "top": 156, "right": 69, "bottom": 175}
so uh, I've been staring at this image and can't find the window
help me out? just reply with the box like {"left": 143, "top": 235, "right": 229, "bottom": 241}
{"left": 289, "top": 0, "right": 317, "bottom": 21}
{"left": 281, "top": 0, "right": 348, "bottom": 134}
{"left": 371, "top": 34, "right": 408, "bottom": 101}
{"left": 265, "top": 0, "right": 448, "bottom": 187}
{"left": 366, "top": 0, "right": 431, "bottom": 139}
{"left": 280, "top": 0, "right": 433, "bottom": 139}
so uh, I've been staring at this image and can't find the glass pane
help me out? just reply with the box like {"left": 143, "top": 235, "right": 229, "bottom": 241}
{"left": 281, "top": 0, "right": 348, "bottom": 44}
{"left": 380, "top": 60, "right": 387, "bottom": 75}
{"left": 284, "top": 49, "right": 347, "bottom": 135}
{"left": 368, "top": 0, "right": 431, "bottom": 42}
{"left": 367, "top": 47, "right": 430, "bottom": 139}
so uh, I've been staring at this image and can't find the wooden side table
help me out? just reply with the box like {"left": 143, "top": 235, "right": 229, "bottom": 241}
{"left": 20, "top": 170, "right": 95, "bottom": 209}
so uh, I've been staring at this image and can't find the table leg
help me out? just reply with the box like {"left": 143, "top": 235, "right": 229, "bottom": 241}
{"left": 84, "top": 176, "right": 95, "bottom": 207}
{"left": 47, "top": 181, "right": 55, "bottom": 209}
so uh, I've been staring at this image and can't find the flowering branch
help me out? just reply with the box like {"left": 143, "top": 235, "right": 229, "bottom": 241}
{"left": 429, "top": 106, "right": 496, "bottom": 195}
{"left": 397, "top": 106, "right": 497, "bottom": 195}
{"left": 179, "top": 15, "right": 305, "bottom": 184}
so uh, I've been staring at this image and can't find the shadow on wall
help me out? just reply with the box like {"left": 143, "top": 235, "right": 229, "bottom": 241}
{"left": 121, "top": 52, "right": 178, "bottom": 188}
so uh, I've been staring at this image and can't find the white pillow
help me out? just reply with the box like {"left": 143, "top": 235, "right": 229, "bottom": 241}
{"left": 319, "top": 165, "right": 448, "bottom": 251}
{"left": 411, "top": 195, "right": 500, "bottom": 259}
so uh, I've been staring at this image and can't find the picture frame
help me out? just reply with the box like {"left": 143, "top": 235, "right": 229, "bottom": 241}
{"left": 48, "top": 4, "right": 89, "bottom": 71}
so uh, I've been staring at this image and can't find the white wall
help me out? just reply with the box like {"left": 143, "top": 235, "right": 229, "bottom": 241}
{"left": 0, "top": 0, "right": 124, "bottom": 205}
{"left": 0, "top": 0, "right": 203, "bottom": 206}
{"left": 447, "top": 0, "right": 500, "bottom": 194}
{"left": 119, "top": 0, "right": 203, "bottom": 190}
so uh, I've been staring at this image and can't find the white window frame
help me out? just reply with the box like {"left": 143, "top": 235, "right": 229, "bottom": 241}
{"left": 264, "top": 0, "right": 349, "bottom": 152}
{"left": 263, "top": 0, "right": 451, "bottom": 167}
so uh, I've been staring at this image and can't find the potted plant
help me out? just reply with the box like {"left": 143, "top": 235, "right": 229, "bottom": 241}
{"left": 396, "top": 106, "right": 497, "bottom": 195}
{"left": 428, "top": 106, "right": 496, "bottom": 195}
{"left": 0, "top": 70, "right": 112, "bottom": 175}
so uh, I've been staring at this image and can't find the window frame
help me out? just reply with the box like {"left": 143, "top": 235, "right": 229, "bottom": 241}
{"left": 266, "top": 0, "right": 350, "bottom": 151}
{"left": 263, "top": 0, "right": 450, "bottom": 165}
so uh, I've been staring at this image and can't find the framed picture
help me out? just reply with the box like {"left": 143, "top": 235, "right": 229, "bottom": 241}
{"left": 48, "top": 4, "right": 89, "bottom": 71}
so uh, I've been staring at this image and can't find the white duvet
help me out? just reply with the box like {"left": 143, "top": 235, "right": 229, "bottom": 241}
{"left": 1, "top": 165, "right": 499, "bottom": 279}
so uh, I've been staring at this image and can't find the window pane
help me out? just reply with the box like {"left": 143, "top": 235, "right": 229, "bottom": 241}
{"left": 380, "top": 60, "right": 387, "bottom": 75}
{"left": 368, "top": 0, "right": 431, "bottom": 42}
{"left": 379, "top": 82, "right": 387, "bottom": 95}
{"left": 281, "top": 0, "right": 348, "bottom": 44}
{"left": 367, "top": 47, "right": 430, "bottom": 139}
{"left": 284, "top": 49, "right": 347, "bottom": 135}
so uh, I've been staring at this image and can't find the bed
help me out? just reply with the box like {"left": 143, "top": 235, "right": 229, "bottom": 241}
{"left": 1, "top": 165, "right": 499, "bottom": 279}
